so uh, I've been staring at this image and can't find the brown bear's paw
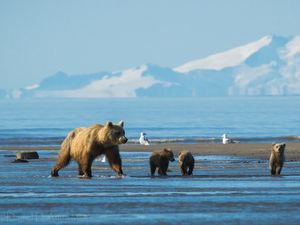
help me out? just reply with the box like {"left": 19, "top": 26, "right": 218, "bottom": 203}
{"left": 115, "top": 173, "right": 127, "bottom": 178}
{"left": 78, "top": 174, "right": 92, "bottom": 179}
{"left": 50, "top": 170, "right": 59, "bottom": 177}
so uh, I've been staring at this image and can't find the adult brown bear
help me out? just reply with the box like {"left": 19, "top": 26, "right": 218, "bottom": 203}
{"left": 51, "top": 121, "right": 127, "bottom": 178}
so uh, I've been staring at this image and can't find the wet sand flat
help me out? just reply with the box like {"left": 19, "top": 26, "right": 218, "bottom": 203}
{"left": 119, "top": 142, "right": 300, "bottom": 160}
{"left": 0, "top": 143, "right": 300, "bottom": 224}
{"left": 2, "top": 142, "right": 300, "bottom": 160}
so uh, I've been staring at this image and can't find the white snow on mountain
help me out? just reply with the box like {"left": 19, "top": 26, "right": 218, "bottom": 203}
{"left": 33, "top": 65, "right": 163, "bottom": 98}
{"left": 25, "top": 84, "right": 40, "bottom": 90}
{"left": 12, "top": 35, "right": 300, "bottom": 98}
{"left": 278, "top": 36, "right": 300, "bottom": 95}
{"left": 282, "top": 36, "right": 300, "bottom": 59}
{"left": 174, "top": 35, "right": 272, "bottom": 72}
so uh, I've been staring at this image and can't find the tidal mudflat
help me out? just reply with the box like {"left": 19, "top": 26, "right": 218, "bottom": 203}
{"left": 1, "top": 149, "right": 300, "bottom": 225}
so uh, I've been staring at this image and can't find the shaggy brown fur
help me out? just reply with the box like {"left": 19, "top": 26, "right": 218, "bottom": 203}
{"left": 149, "top": 148, "right": 175, "bottom": 176}
{"left": 51, "top": 121, "right": 127, "bottom": 178}
{"left": 269, "top": 143, "right": 285, "bottom": 175}
{"left": 178, "top": 150, "right": 194, "bottom": 176}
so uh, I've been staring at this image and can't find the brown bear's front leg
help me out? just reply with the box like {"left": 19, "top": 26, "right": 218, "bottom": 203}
{"left": 159, "top": 167, "right": 167, "bottom": 176}
{"left": 158, "top": 168, "right": 163, "bottom": 175}
{"left": 270, "top": 166, "right": 276, "bottom": 175}
{"left": 159, "top": 162, "right": 168, "bottom": 176}
{"left": 276, "top": 166, "right": 282, "bottom": 175}
{"left": 79, "top": 158, "right": 93, "bottom": 178}
{"left": 81, "top": 164, "right": 92, "bottom": 178}
{"left": 106, "top": 146, "right": 124, "bottom": 176}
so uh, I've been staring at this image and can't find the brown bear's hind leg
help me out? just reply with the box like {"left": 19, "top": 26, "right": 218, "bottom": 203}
{"left": 180, "top": 165, "right": 187, "bottom": 176}
{"left": 51, "top": 150, "right": 71, "bottom": 177}
{"left": 150, "top": 163, "right": 156, "bottom": 176}
{"left": 78, "top": 164, "right": 84, "bottom": 176}
{"left": 187, "top": 164, "right": 194, "bottom": 175}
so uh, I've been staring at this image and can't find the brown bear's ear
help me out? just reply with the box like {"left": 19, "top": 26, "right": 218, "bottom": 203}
{"left": 105, "top": 121, "right": 113, "bottom": 127}
{"left": 118, "top": 120, "right": 124, "bottom": 128}
{"left": 282, "top": 143, "right": 286, "bottom": 148}
{"left": 272, "top": 143, "right": 276, "bottom": 147}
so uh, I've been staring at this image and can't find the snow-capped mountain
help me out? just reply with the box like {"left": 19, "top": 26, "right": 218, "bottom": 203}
{"left": 11, "top": 35, "right": 300, "bottom": 98}
{"left": 174, "top": 35, "right": 273, "bottom": 72}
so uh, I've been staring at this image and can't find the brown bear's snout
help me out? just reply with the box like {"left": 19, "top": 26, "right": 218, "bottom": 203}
{"left": 120, "top": 136, "right": 128, "bottom": 144}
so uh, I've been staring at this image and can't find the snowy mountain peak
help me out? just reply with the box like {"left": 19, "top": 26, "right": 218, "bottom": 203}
{"left": 282, "top": 36, "right": 300, "bottom": 59}
{"left": 174, "top": 35, "right": 272, "bottom": 73}
{"left": 4, "top": 34, "right": 300, "bottom": 99}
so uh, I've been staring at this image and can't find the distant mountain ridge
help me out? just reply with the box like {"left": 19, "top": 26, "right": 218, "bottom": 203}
{"left": 5, "top": 34, "right": 300, "bottom": 98}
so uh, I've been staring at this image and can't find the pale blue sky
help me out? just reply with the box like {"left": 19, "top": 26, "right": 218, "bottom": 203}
{"left": 0, "top": 0, "right": 299, "bottom": 90}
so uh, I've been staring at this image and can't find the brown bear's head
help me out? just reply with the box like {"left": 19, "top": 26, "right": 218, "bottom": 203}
{"left": 272, "top": 143, "right": 286, "bottom": 154}
{"left": 163, "top": 148, "right": 175, "bottom": 162}
{"left": 100, "top": 121, "right": 128, "bottom": 145}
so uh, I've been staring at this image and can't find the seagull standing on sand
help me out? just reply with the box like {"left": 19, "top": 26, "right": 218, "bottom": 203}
{"left": 139, "top": 132, "right": 150, "bottom": 145}
{"left": 222, "top": 134, "right": 234, "bottom": 144}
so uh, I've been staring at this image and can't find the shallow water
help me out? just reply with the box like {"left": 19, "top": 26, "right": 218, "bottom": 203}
{"left": 1, "top": 150, "right": 300, "bottom": 224}
{"left": 1, "top": 97, "right": 300, "bottom": 146}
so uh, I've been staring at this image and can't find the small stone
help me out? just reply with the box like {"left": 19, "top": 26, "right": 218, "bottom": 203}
{"left": 16, "top": 151, "right": 39, "bottom": 159}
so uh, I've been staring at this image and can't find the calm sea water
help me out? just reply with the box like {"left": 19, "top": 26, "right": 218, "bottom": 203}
{"left": 1, "top": 150, "right": 300, "bottom": 224}
{"left": 1, "top": 97, "right": 300, "bottom": 224}
{"left": 0, "top": 97, "right": 300, "bottom": 146}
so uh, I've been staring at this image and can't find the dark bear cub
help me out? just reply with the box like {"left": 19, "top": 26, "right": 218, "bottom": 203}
{"left": 149, "top": 148, "right": 175, "bottom": 176}
{"left": 178, "top": 150, "right": 195, "bottom": 176}
{"left": 269, "top": 143, "right": 285, "bottom": 175}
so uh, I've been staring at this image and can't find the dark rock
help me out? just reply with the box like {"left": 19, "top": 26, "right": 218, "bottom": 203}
{"left": 16, "top": 151, "right": 39, "bottom": 159}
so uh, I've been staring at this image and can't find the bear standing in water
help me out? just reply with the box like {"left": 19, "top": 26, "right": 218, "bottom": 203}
{"left": 149, "top": 148, "right": 175, "bottom": 176}
{"left": 269, "top": 143, "right": 285, "bottom": 175}
{"left": 178, "top": 150, "right": 195, "bottom": 176}
{"left": 51, "top": 121, "right": 127, "bottom": 178}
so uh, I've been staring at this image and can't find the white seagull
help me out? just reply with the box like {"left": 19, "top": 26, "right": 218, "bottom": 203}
{"left": 139, "top": 132, "right": 150, "bottom": 145}
{"left": 222, "top": 134, "right": 238, "bottom": 144}
{"left": 98, "top": 155, "right": 106, "bottom": 162}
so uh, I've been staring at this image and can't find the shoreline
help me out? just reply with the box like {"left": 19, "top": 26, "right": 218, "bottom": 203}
{"left": 1, "top": 142, "right": 300, "bottom": 160}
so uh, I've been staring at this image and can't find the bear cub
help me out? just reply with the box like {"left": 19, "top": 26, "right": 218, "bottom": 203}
{"left": 51, "top": 121, "right": 127, "bottom": 178}
{"left": 149, "top": 148, "right": 175, "bottom": 176}
{"left": 269, "top": 143, "right": 285, "bottom": 175}
{"left": 178, "top": 150, "right": 195, "bottom": 176}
